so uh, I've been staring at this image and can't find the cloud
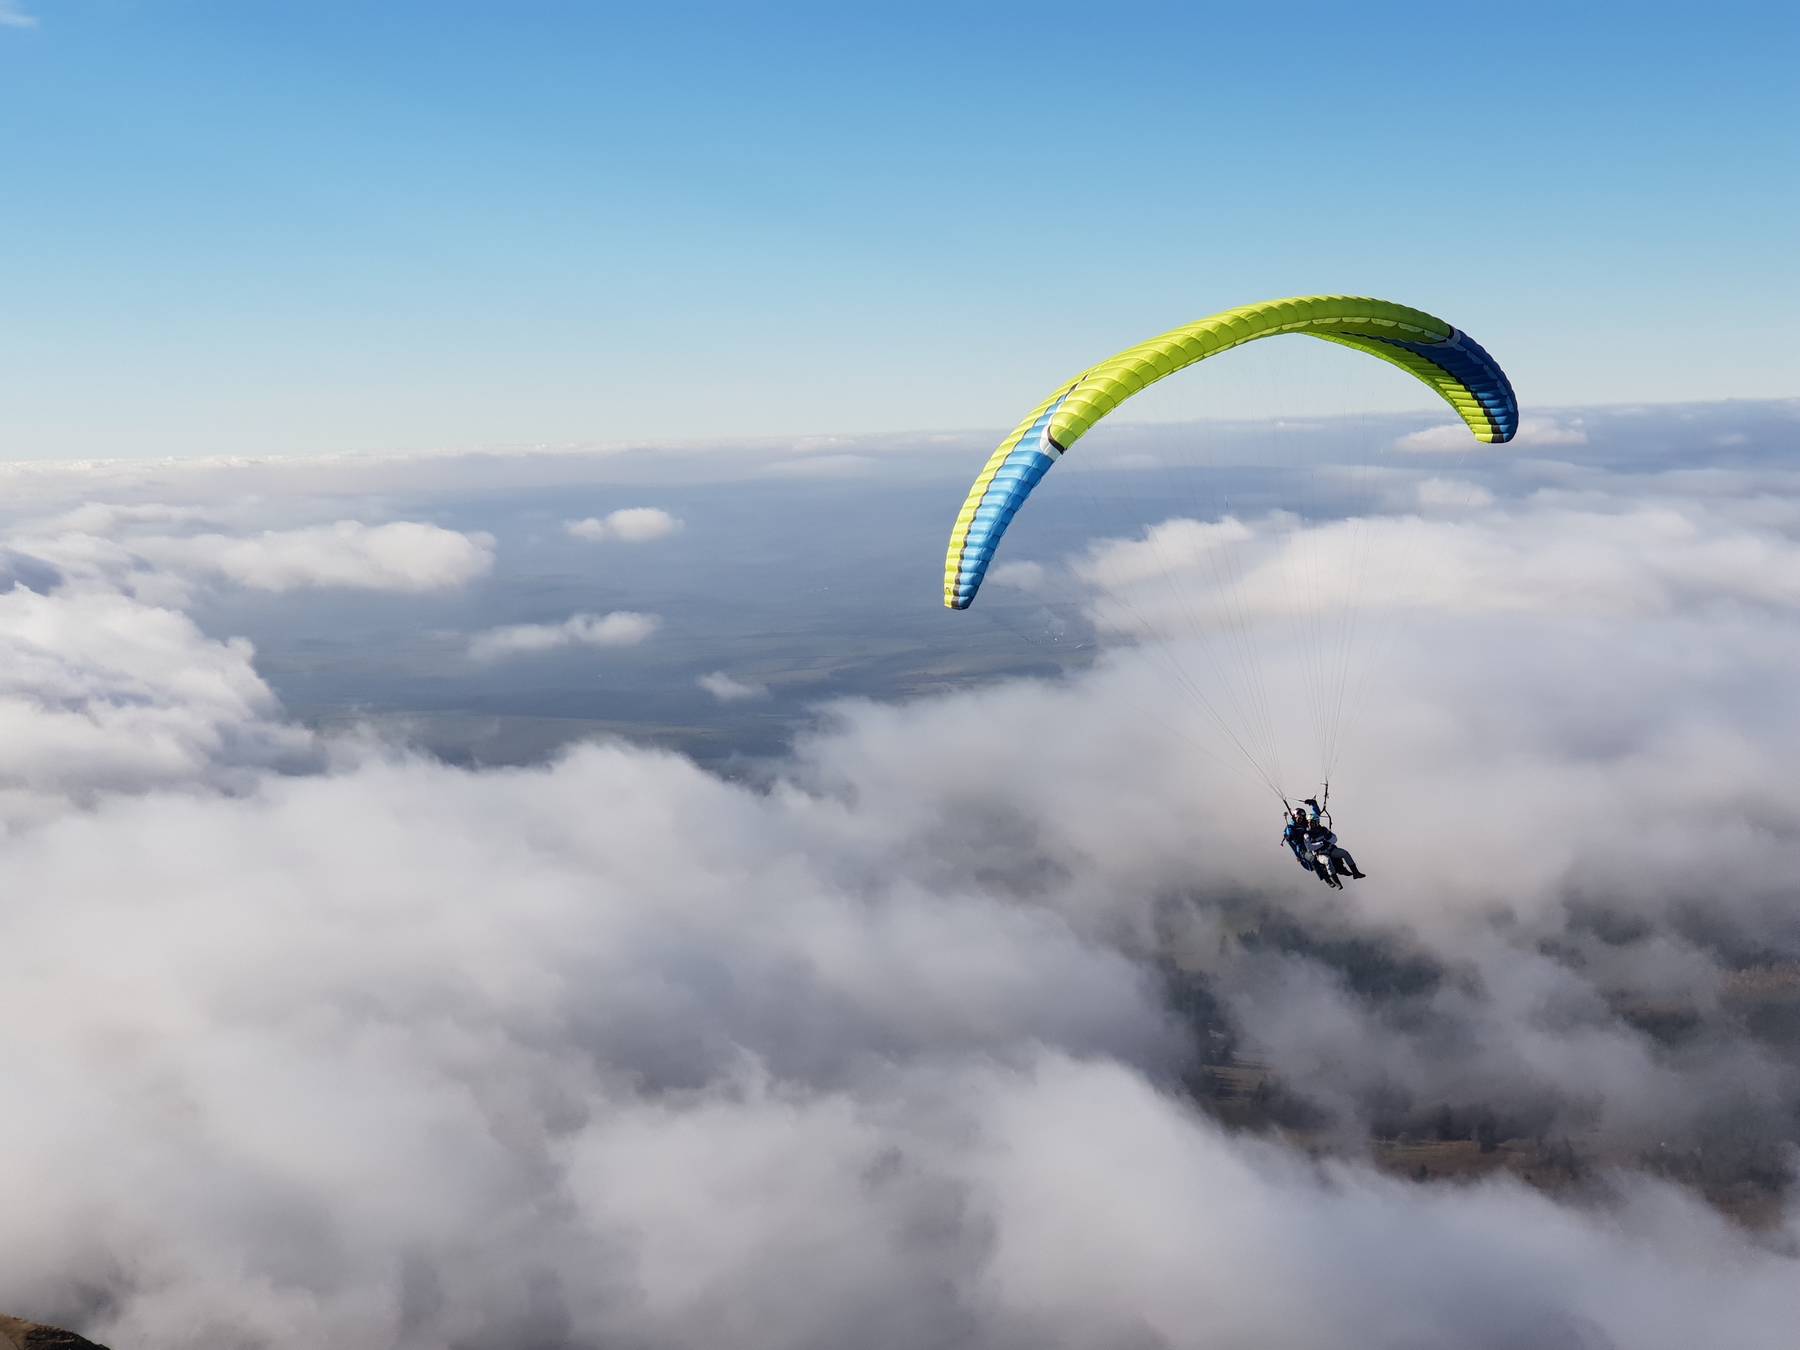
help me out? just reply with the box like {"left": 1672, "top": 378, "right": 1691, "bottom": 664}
{"left": 1073, "top": 495, "right": 1800, "bottom": 640}
{"left": 1, "top": 715, "right": 1795, "bottom": 1348}
{"left": 565, "top": 508, "right": 683, "bottom": 543}
{"left": 1074, "top": 515, "right": 1260, "bottom": 592}
{"left": 467, "top": 610, "right": 660, "bottom": 661}
{"left": 0, "top": 722, "right": 1186, "bottom": 1346}
{"left": 1393, "top": 422, "right": 1477, "bottom": 454}
{"left": 987, "top": 560, "right": 1049, "bottom": 592}
{"left": 0, "top": 1, "right": 36, "bottom": 29}
{"left": 4, "top": 501, "right": 494, "bottom": 604}
{"left": 927, "top": 1057, "right": 1800, "bottom": 1350}
{"left": 0, "top": 573, "right": 314, "bottom": 822}
{"left": 1397, "top": 415, "right": 1589, "bottom": 453}
{"left": 697, "top": 671, "right": 768, "bottom": 702}
{"left": 1516, "top": 416, "right": 1592, "bottom": 447}
{"left": 138, "top": 521, "right": 495, "bottom": 593}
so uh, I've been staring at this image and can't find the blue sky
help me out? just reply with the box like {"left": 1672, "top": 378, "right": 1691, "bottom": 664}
{"left": 2, "top": 0, "right": 1795, "bottom": 458}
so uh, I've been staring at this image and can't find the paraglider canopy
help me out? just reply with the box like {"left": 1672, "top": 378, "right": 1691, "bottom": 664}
{"left": 945, "top": 295, "right": 1516, "bottom": 611}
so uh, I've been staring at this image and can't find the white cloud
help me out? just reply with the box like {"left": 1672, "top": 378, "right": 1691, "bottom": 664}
{"left": 1075, "top": 515, "right": 1259, "bottom": 592}
{"left": 987, "top": 560, "right": 1049, "bottom": 592}
{"left": 1073, "top": 495, "right": 1800, "bottom": 642}
{"left": 468, "top": 610, "right": 660, "bottom": 661}
{"left": 565, "top": 507, "right": 683, "bottom": 543}
{"left": 1, "top": 707, "right": 1795, "bottom": 1346}
{"left": 0, "top": 579, "right": 313, "bottom": 822}
{"left": 141, "top": 521, "right": 495, "bottom": 592}
{"left": 1515, "top": 416, "right": 1592, "bottom": 447}
{"left": 1396, "top": 415, "right": 1589, "bottom": 453}
{"left": 0, "top": 1, "right": 37, "bottom": 29}
{"left": 698, "top": 671, "right": 768, "bottom": 702}
{"left": 1393, "top": 422, "right": 1477, "bottom": 453}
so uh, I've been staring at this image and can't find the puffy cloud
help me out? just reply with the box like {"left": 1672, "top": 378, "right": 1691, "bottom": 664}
{"left": 0, "top": 729, "right": 1185, "bottom": 1347}
{"left": 138, "top": 521, "right": 495, "bottom": 593}
{"left": 565, "top": 508, "right": 684, "bottom": 543}
{"left": 697, "top": 671, "right": 768, "bottom": 702}
{"left": 3, "top": 498, "right": 492, "bottom": 604}
{"left": 467, "top": 610, "right": 661, "bottom": 661}
{"left": 935, "top": 1057, "right": 1800, "bottom": 1350}
{"left": 1075, "top": 515, "right": 1259, "bottom": 593}
{"left": 0, "top": 718, "right": 1795, "bottom": 1348}
{"left": 0, "top": 631, "right": 1790, "bottom": 1350}
{"left": 146, "top": 522, "right": 493, "bottom": 590}
{"left": 0, "top": 578, "right": 314, "bottom": 822}
{"left": 1392, "top": 422, "right": 1475, "bottom": 454}
{"left": 1071, "top": 495, "right": 1800, "bottom": 640}
{"left": 987, "top": 560, "right": 1049, "bottom": 592}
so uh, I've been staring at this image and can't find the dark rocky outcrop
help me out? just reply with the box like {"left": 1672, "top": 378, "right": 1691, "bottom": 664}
{"left": 0, "top": 1316, "right": 110, "bottom": 1350}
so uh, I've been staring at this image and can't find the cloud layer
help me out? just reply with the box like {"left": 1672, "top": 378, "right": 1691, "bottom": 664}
{"left": 0, "top": 403, "right": 1798, "bottom": 1348}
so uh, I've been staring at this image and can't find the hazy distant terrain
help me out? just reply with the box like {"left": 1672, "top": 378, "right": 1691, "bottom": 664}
{"left": 139, "top": 398, "right": 1800, "bottom": 770}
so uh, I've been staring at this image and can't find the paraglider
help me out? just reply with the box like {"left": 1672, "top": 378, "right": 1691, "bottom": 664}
{"left": 945, "top": 295, "right": 1516, "bottom": 612}
{"left": 1283, "top": 792, "right": 1365, "bottom": 889}
{"left": 942, "top": 295, "right": 1518, "bottom": 878}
